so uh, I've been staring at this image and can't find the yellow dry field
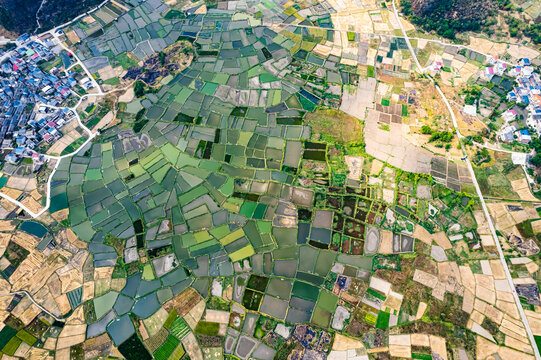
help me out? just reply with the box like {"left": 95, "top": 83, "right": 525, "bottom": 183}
{"left": 0, "top": 232, "right": 10, "bottom": 252}
{"left": 83, "top": 281, "right": 94, "bottom": 302}
{"left": 462, "top": 290, "right": 474, "bottom": 314}
{"left": 459, "top": 265, "right": 476, "bottom": 293}
{"left": 509, "top": 205, "right": 538, "bottom": 224}
{"left": 65, "top": 30, "right": 80, "bottom": 44}
{"left": 413, "top": 225, "right": 432, "bottom": 245}
{"left": 510, "top": 178, "right": 538, "bottom": 201}
{"left": 525, "top": 310, "right": 541, "bottom": 336}
{"left": 415, "top": 302, "right": 427, "bottom": 320}
{"left": 429, "top": 336, "right": 447, "bottom": 360}
{"left": 0, "top": 220, "right": 16, "bottom": 232}
{"left": 56, "top": 334, "right": 86, "bottom": 350}
{"left": 6, "top": 176, "right": 36, "bottom": 191}
{"left": 477, "top": 336, "right": 500, "bottom": 359}
{"left": 531, "top": 219, "right": 541, "bottom": 233}
{"left": 93, "top": 111, "right": 118, "bottom": 132}
{"left": 118, "top": 88, "right": 135, "bottom": 103}
{"left": 378, "top": 230, "right": 393, "bottom": 254}
{"left": 432, "top": 231, "right": 452, "bottom": 250}
{"left": 332, "top": 334, "right": 365, "bottom": 351}
{"left": 21, "top": 195, "right": 43, "bottom": 215}
{"left": 81, "top": 15, "right": 96, "bottom": 25}
{"left": 470, "top": 310, "right": 484, "bottom": 324}
{"left": 501, "top": 315, "right": 527, "bottom": 337}
{"left": 413, "top": 269, "right": 438, "bottom": 289}
{"left": 369, "top": 159, "right": 383, "bottom": 176}
{"left": 98, "top": 65, "right": 118, "bottom": 81}
{"left": 1, "top": 187, "right": 22, "bottom": 200}
{"left": 431, "top": 282, "right": 446, "bottom": 301}
{"left": 468, "top": 36, "right": 507, "bottom": 57}
{"left": 455, "top": 62, "right": 479, "bottom": 86}
{"left": 55, "top": 294, "right": 71, "bottom": 315}
{"left": 476, "top": 285, "right": 496, "bottom": 305}
{"left": 366, "top": 347, "right": 389, "bottom": 353}
{"left": 64, "top": 228, "right": 87, "bottom": 248}
{"left": 489, "top": 260, "right": 506, "bottom": 280}
{"left": 507, "top": 44, "right": 539, "bottom": 60}
{"left": 504, "top": 336, "right": 533, "bottom": 354}
{"left": 382, "top": 294, "right": 402, "bottom": 313}
{"left": 475, "top": 274, "right": 494, "bottom": 291}
{"left": 94, "top": 267, "right": 114, "bottom": 280}
{"left": 410, "top": 334, "right": 430, "bottom": 347}
{"left": 480, "top": 234, "right": 495, "bottom": 248}
{"left": 47, "top": 122, "right": 87, "bottom": 156}
{"left": 54, "top": 347, "right": 70, "bottom": 360}
{"left": 389, "top": 345, "right": 411, "bottom": 358}
{"left": 12, "top": 231, "right": 38, "bottom": 249}
{"left": 526, "top": 262, "right": 539, "bottom": 274}
{"left": 59, "top": 324, "right": 86, "bottom": 338}
{"left": 496, "top": 300, "right": 519, "bottom": 320}
{"left": 473, "top": 210, "right": 491, "bottom": 234}
{"left": 51, "top": 208, "right": 69, "bottom": 222}
{"left": 498, "top": 345, "right": 535, "bottom": 360}
{"left": 474, "top": 298, "right": 503, "bottom": 324}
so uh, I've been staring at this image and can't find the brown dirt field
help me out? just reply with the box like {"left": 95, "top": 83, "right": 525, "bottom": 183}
{"left": 498, "top": 345, "right": 535, "bottom": 360}
{"left": 411, "top": 333, "right": 430, "bottom": 347}
{"left": 475, "top": 274, "right": 495, "bottom": 292}
{"left": 496, "top": 300, "right": 519, "bottom": 320}
{"left": 51, "top": 209, "right": 69, "bottom": 222}
{"left": 489, "top": 260, "right": 506, "bottom": 280}
{"left": 474, "top": 298, "right": 504, "bottom": 324}
{"left": 463, "top": 289, "right": 474, "bottom": 314}
{"left": 55, "top": 294, "right": 71, "bottom": 315}
{"left": 432, "top": 231, "right": 452, "bottom": 250}
{"left": 56, "top": 334, "right": 85, "bottom": 350}
{"left": 504, "top": 336, "right": 533, "bottom": 355}
{"left": 413, "top": 225, "right": 432, "bottom": 245}
{"left": 94, "top": 267, "right": 114, "bottom": 281}
{"left": 164, "top": 287, "right": 203, "bottom": 317}
{"left": 305, "top": 109, "right": 363, "bottom": 143}
{"left": 476, "top": 335, "right": 499, "bottom": 359}
{"left": 378, "top": 229, "right": 393, "bottom": 254}
{"left": 332, "top": 334, "right": 365, "bottom": 351}
{"left": 389, "top": 345, "right": 411, "bottom": 358}
{"left": 0, "top": 220, "right": 17, "bottom": 232}
{"left": 84, "top": 333, "right": 113, "bottom": 359}
{"left": 429, "top": 336, "right": 447, "bottom": 360}
{"left": 470, "top": 310, "right": 485, "bottom": 324}
{"left": 525, "top": 310, "right": 541, "bottom": 336}
{"left": 413, "top": 269, "right": 438, "bottom": 289}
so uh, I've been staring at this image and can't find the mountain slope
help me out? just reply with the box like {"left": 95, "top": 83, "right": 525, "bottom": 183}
{"left": 401, "top": 0, "right": 496, "bottom": 38}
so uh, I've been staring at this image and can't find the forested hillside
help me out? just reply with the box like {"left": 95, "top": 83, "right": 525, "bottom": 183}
{"left": 0, "top": 0, "right": 102, "bottom": 35}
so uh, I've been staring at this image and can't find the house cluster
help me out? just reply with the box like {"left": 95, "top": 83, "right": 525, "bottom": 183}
{"left": 506, "top": 58, "right": 541, "bottom": 134}
{"left": 5, "top": 107, "right": 76, "bottom": 165}
{"left": 483, "top": 57, "right": 508, "bottom": 80}
{"left": 0, "top": 35, "right": 79, "bottom": 165}
{"left": 499, "top": 107, "right": 532, "bottom": 144}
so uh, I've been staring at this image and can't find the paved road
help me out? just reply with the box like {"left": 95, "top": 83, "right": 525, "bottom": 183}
{"left": 391, "top": 1, "right": 541, "bottom": 358}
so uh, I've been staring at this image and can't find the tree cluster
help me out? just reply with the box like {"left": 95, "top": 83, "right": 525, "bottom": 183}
{"left": 401, "top": 0, "right": 487, "bottom": 39}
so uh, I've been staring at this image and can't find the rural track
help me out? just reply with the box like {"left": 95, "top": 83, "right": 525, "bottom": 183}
{"left": 391, "top": 1, "right": 541, "bottom": 358}
{"left": 0, "top": 290, "right": 63, "bottom": 321}
{"left": 0, "top": 32, "right": 133, "bottom": 218}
